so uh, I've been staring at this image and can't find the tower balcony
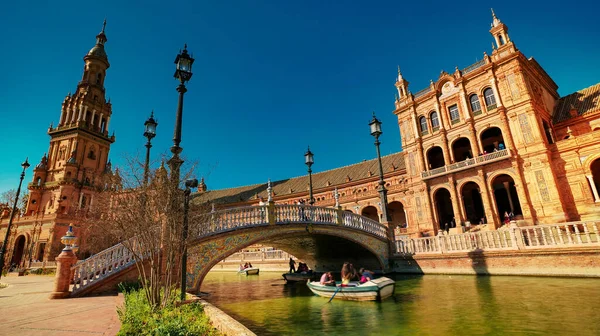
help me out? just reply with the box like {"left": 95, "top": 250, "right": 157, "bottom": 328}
{"left": 421, "top": 149, "right": 511, "bottom": 180}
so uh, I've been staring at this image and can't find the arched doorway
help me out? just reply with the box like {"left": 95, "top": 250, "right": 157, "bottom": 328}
{"left": 452, "top": 137, "right": 473, "bottom": 162}
{"left": 434, "top": 189, "right": 454, "bottom": 230}
{"left": 361, "top": 206, "right": 379, "bottom": 222}
{"left": 427, "top": 146, "right": 445, "bottom": 169}
{"left": 480, "top": 127, "right": 505, "bottom": 153}
{"left": 590, "top": 159, "right": 600, "bottom": 201}
{"left": 491, "top": 174, "right": 522, "bottom": 221}
{"left": 388, "top": 201, "right": 407, "bottom": 229}
{"left": 11, "top": 235, "right": 26, "bottom": 267}
{"left": 461, "top": 182, "right": 486, "bottom": 225}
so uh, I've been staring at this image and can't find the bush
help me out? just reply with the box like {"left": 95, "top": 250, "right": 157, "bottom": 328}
{"left": 29, "top": 268, "right": 56, "bottom": 276}
{"left": 117, "top": 287, "right": 221, "bottom": 336}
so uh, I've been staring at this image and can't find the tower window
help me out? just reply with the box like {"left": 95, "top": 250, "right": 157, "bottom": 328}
{"left": 498, "top": 34, "right": 505, "bottom": 46}
{"left": 419, "top": 116, "right": 428, "bottom": 135}
{"left": 469, "top": 94, "right": 482, "bottom": 115}
{"left": 448, "top": 105, "right": 460, "bottom": 124}
{"left": 484, "top": 88, "right": 497, "bottom": 110}
{"left": 430, "top": 111, "right": 440, "bottom": 131}
{"left": 88, "top": 149, "right": 96, "bottom": 160}
{"left": 96, "top": 73, "right": 102, "bottom": 85}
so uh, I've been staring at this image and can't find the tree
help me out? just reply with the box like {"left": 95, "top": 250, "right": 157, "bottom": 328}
{"left": 85, "top": 153, "right": 207, "bottom": 309}
{"left": 0, "top": 189, "right": 17, "bottom": 207}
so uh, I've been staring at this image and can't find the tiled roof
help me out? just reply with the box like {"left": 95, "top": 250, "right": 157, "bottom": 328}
{"left": 553, "top": 82, "right": 600, "bottom": 123}
{"left": 193, "top": 152, "right": 406, "bottom": 205}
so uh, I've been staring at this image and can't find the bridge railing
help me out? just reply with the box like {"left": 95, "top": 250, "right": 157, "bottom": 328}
{"left": 195, "top": 204, "right": 388, "bottom": 240}
{"left": 395, "top": 221, "right": 600, "bottom": 256}
{"left": 70, "top": 236, "right": 152, "bottom": 296}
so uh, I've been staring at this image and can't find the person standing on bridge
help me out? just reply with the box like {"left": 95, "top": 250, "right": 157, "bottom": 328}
{"left": 289, "top": 257, "right": 296, "bottom": 273}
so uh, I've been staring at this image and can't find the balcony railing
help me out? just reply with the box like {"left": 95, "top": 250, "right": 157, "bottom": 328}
{"left": 413, "top": 86, "right": 432, "bottom": 99}
{"left": 462, "top": 59, "right": 486, "bottom": 75}
{"left": 421, "top": 149, "right": 511, "bottom": 180}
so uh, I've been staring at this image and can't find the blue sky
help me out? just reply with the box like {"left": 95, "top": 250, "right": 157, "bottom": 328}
{"left": 1, "top": 0, "right": 599, "bottom": 193}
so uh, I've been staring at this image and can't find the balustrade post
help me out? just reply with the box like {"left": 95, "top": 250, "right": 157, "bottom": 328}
{"left": 267, "top": 201, "right": 276, "bottom": 225}
{"left": 336, "top": 207, "right": 343, "bottom": 226}
{"left": 50, "top": 249, "right": 77, "bottom": 299}
{"left": 508, "top": 221, "right": 522, "bottom": 250}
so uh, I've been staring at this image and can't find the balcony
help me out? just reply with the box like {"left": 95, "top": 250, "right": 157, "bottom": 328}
{"left": 421, "top": 149, "right": 511, "bottom": 180}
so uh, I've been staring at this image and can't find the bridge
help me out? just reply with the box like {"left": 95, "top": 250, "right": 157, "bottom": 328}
{"left": 69, "top": 204, "right": 391, "bottom": 297}
{"left": 67, "top": 203, "right": 600, "bottom": 297}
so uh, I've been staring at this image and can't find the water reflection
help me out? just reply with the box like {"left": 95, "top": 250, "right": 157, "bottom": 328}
{"left": 201, "top": 271, "right": 600, "bottom": 335}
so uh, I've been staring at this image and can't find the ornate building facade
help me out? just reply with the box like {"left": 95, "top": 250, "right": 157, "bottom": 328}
{"left": 195, "top": 11, "right": 600, "bottom": 238}
{"left": 2, "top": 12, "right": 600, "bottom": 267}
{"left": 0, "top": 22, "right": 116, "bottom": 266}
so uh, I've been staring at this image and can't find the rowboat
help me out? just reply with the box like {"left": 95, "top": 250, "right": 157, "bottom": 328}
{"left": 307, "top": 277, "right": 395, "bottom": 301}
{"left": 282, "top": 272, "right": 314, "bottom": 282}
{"left": 239, "top": 268, "right": 260, "bottom": 275}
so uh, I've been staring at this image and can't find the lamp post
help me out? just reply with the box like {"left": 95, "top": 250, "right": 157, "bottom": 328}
{"left": 369, "top": 113, "right": 390, "bottom": 223}
{"left": 180, "top": 178, "right": 198, "bottom": 301}
{"left": 143, "top": 111, "right": 158, "bottom": 186}
{"left": 304, "top": 146, "right": 315, "bottom": 205}
{"left": 168, "top": 44, "right": 194, "bottom": 186}
{"left": 0, "top": 158, "right": 30, "bottom": 279}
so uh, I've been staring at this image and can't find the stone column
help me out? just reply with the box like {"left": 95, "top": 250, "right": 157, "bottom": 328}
{"left": 448, "top": 176, "right": 464, "bottom": 224}
{"left": 468, "top": 123, "right": 479, "bottom": 157}
{"left": 477, "top": 169, "right": 497, "bottom": 227}
{"left": 411, "top": 111, "right": 420, "bottom": 139}
{"left": 459, "top": 88, "right": 471, "bottom": 120}
{"left": 441, "top": 132, "right": 452, "bottom": 165}
{"left": 435, "top": 100, "right": 448, "bottom": 130}
{"left": 586, "top": 175, "right": 600, "bottom": 202}
{"left": 49, "top": 249, "right": 77, "bottom": 299}
{"left": 499, "top": 113, "right": 516, "bottom": 151}
{"left": 503, "top": 181, "right": 515, "bottom": 213}
{"left": 490, "top": 77, "right": 504, "bottom": 107}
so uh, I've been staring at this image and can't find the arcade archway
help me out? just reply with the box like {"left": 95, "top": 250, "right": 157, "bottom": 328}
{"left": 11, "top": 235, "right": 26, "bottom": 267}
{"left": 361, "top": 205, "right": 379, "bottom": 222}
{"left": 427, "top": 146, "right": 445, "bottom": 169}
{"left": 491, "top": 174, "right": 522, "bottom": 221}
{"left": 388, "top": 201, "right": 407, "bottom": 229}
{"left": 452, "top": 137, "right": 473, "bottom": 162}
{"left": 481, "top": 127, "right": 506, "bottom": 153}
{"left": 434, "top": 188, "right": 454, "bottom": 229}
{"left": 461, "top": 182, "right": 486, "bottom": 225}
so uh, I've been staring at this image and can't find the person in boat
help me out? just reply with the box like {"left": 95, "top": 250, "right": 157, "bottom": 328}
{"left": 239, "top": 264, "right": 244, "bottom": 271}
{"left": 248, "top": 262, "right": 253, "bottom": 268}
{"left": 243, "top": 262, "right": 249, "bottom": 269}
{"left": 340, "top": 262, "right": 358, "bottom": 287}
{"left": 359, "top": 268, "right": 374, "bottom": 284}
{"left": 289, "top": 257, "right": 296, "bottom": 273}
{"left": 298, "top": 263, "right": 308, "bottom": 273}
{"left": 320, "top": 272, "right": 336, "bottom": 286}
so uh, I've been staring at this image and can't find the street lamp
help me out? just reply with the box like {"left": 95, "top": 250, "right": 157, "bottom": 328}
{"left": 0, "top": 158, "right": 30, "bottom": 279}
{"left": 143, "top": 111, "right": 158, "bottom": 186}
{"left": 304, "top": 146, "right": 315, "bottom": 205}
{"left": 168, "top": 44, "right": 194, "bottom": 185}
{"left": 181, "top": 178, "right": 198, "bottom": 301}
{"left": 369, "top": 113, "right": 390, "bottom": 223}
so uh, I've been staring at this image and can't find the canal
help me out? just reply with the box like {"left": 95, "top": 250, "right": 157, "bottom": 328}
{"left": 201, "top": 271, "right": 600, "bottom": 335}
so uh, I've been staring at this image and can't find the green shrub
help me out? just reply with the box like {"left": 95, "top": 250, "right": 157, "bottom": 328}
{"left": 117, "top": 287, "right": 221, "bottom": 336}
{"left": 29, "top": 268, "right": 56, "bottom": 275}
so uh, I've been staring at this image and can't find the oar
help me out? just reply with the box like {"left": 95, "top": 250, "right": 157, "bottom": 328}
{"left": 328, "top": 286, "right": 341, "bottom": 303}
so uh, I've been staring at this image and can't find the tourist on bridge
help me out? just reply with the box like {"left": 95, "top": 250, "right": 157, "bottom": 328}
{"left": 289, "top": 257, "right": 296, "bottom": 273}
{"left": 320, "top": 272, "right": 336, "bottom": 286}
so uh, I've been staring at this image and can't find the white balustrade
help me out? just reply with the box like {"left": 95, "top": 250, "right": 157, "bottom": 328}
{"left": 518, "top": 222, "right": 600, "bottom": 249}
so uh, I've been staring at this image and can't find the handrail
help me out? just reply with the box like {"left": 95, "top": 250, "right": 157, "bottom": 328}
{"left": 421, "top": 149, "right": 511, "bottom": 180}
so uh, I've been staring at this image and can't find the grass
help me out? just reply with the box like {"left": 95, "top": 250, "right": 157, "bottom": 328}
{"left": 117, "top": 285, "right": 221, "bottom": 336}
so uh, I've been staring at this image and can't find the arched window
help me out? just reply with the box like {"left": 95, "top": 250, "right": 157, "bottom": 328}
{"left": 430, "top": 111, "right": 440, "bottom": 131}
{"left": 469, "top": 94, "right": 482, "bottom": 115}
{"left": 419, "top": 116, "right": 428, "bottom": 135}
{"left": 96, "top": 73, "right": 102, "bottom": 85}
{"left": 484, "top": 88, "right": 497, "bottom": 110}
{"left": 448, "top": 105, "right": 460, "bottom": 124}
{"left": 498, "top": 35, "right": 505, "bottom": 46}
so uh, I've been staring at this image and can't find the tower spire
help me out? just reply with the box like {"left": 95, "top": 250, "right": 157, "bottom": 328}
{"left": 101, "top": 18, "right": 106, "bottom": 34}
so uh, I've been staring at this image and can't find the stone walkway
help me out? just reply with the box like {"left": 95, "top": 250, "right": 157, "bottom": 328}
{"left": 0, "top": 274, "right": 121, "bottom": 335}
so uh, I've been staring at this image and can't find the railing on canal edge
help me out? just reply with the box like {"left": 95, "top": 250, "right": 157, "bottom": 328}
{"left": 396, "top": 221, "right": 600, "bottom": 255}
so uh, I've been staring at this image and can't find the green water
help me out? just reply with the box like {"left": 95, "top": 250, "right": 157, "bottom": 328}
{"left": 201, "top": 272, "right": 600, "bottom": 335}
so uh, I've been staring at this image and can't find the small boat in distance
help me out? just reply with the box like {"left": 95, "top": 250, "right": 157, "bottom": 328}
{"left": 282, "top": 272, "right": 314, "bottom": 282}
{"left": 307, "top": 277, "right": 395, "bottom": 301}
{"left": 239, "top": 267, "right": 260, "bottom": 275}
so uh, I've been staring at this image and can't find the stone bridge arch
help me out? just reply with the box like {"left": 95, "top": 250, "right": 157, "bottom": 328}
{"left": 186, "top": 223, "right": 389, "bottom": 293}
